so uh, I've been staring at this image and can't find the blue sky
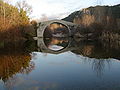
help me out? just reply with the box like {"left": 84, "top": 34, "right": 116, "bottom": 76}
{"left": 10, "top": 0, "right": 120, "bottom": 20}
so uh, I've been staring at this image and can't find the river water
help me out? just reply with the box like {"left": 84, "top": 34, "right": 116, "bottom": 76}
{"left": 0, "top": 37, "right": 120, "bottom": 90}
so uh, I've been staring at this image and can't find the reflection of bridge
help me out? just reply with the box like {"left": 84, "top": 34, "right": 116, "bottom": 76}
{"left": 33, "top": 37, "right": 120, "bottom": 59}
{"left": 36, "top": 20, "right": 78, "bottom": 38}
{"left": 36, "top": 38, "right": 75, "bottom": 54}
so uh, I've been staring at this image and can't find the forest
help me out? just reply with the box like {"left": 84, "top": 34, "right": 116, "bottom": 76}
{"left": 0, "top": 0, "right": 32, "bottom": 42}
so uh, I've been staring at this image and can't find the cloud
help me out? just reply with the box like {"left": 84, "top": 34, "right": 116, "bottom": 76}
{"left": 37, "top": 12, "right": 69, "bottom": 22}
{"left": 10, "top": 0, "right": 120, "bottom": 20}
{"left": 26, "top": 0, "right": 69, "bottom": 20}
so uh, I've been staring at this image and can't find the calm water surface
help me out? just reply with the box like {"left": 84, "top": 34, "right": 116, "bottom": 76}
{"left": 0, "top": 37, "right": 120, "bottom": 90}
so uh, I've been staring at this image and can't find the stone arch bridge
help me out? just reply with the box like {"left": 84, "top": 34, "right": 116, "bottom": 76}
{"left": 36, "top": 19, "right": 78, "bottom": 38}
{"left": 32, "top": 19, "right": 78, "bottom": 54}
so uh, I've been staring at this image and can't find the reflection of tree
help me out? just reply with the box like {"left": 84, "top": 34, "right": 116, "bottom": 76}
{"left": 82, "top": 45, "right": 94, "bottom": 56}
{"left": 92, "top": 59, "right": 110, "bottom": 77}
{"left": 70, "top": 38, "right": 119, "bottom": 77}
{"left": 4, "top": 76, "right": 17, "bottom": 90}
{"left": 0, "top": 40, "right": 35, "bottom": 90}
{"left": 0, "top": 54, "right": 34, "bottom": 83}
{"left": 0, "top": 54, "right": 35, "bottom": 90}
{"left": 71, "top": 38, "right": 120, "bottom": 59}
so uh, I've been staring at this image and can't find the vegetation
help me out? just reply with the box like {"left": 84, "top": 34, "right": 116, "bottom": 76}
{"left": 63, "top": 4, "right": 120, "bottom": 40}
{"left": 0, "top": 1, "right": 36, "bottom": 86}
{"left": 0, "top": 40, "right": 35, "bottom": 84}
{"left": 0, "top": 0, "right": 33, "bottom": 41}
{"left": 63, "top": 4, "right": 120, "bottom": 26}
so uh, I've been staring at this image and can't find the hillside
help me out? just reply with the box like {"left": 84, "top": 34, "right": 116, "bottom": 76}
{"left": 63, "top": 4, "right": 120, "bottom": 40}
{"left": 63, "top": 4, "right": 120, "bottom": 29}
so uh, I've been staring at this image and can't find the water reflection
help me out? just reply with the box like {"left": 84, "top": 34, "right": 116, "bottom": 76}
{"left": 35, "top": 37, "right": 120, "bottom": 77}
{"left": 0, "top": 41, "right": 35, "bottom": 89}
{"left": 23, "top": 37, "right": 120, "bottom": 78}
{"left": 32, "top": 37, "right": 120, "bottom": 60}
{"left": 44, "top": 37, "right": 69, "bottom": 51}
{"left": 0, "top": 38, "right": 120, "bottom": 89}
{"left": 92, "top": 59, "right": 111, "bottom": 77}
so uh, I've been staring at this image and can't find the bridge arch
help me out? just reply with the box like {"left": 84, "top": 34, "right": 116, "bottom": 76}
{"left": 37, "top": 20, "right": 73, "bottom": 38}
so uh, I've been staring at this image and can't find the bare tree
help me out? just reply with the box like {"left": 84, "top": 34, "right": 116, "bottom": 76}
{"left": 16, "top": 0, "right": 32, "bottom": 16}
{"left": 96, "top": 0, "right": 103, "bottom": 5}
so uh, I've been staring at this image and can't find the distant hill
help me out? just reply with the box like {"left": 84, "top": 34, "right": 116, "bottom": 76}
{"left": 63, "top": 4, "right": 120, "bottom": 29}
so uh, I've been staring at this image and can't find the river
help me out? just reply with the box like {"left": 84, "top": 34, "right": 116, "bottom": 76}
{"left": 0, "top": 37, "right": 120, "bottom": 90}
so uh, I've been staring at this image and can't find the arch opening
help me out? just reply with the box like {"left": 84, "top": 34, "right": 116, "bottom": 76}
{"left": 43, "top": 22, "right": 70, "bottom": 38}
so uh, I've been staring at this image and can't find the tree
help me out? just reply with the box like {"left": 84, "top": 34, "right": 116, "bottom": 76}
{"left": 0, "top": 0, "right": 32, "bottom": 41}
{"left": 16, "top": 0, "right": 32, "bottom": 17}
{"left": 16, "top": 0, "right": 32, "bottom": 25}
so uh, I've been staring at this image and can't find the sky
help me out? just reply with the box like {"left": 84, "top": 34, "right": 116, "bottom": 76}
{"left": 9, "top": 0, "right": 120, "bottom": 21}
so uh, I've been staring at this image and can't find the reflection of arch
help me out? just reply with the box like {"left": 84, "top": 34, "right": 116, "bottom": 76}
{"left": 37, "top": 20, "right": 76, "bottom": 38}
{"left": 43, "top": 37, "right": 69, "bottom": 51}
{"left": 37, "top": 37, "right": 72, "bottom": 54}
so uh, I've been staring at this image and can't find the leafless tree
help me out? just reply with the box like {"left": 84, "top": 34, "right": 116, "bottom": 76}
{"left": 16, "top": 0, "right": 32, "bottom": 16}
